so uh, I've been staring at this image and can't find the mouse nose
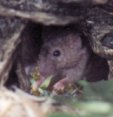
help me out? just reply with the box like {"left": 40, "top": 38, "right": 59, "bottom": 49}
{"left": 39, "top": 69, "right": 49, "bottom": 78}
{"left": 38, "top": 63, "right": 55, "bottom": 78}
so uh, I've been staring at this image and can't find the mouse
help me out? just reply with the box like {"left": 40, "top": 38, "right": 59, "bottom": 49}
{"left": 37, "top": 26, "right": 109, "bottom": 91}
{"left": 23, "top": 26, "right": 109, "bottom": 91}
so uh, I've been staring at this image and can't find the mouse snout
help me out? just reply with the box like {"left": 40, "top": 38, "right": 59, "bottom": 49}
{"left": 39, "top": 70, "right": 49, "bottom": 78}
{"left": 38, "top": 63, "right": 56, "bottom": 79}
{"left": 38, "top": 67, "right": 52, "bottom": 79}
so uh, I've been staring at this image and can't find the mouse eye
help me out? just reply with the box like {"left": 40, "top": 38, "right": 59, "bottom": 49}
{"left": 53, "top": 50, "right": 61, "bottom": 57}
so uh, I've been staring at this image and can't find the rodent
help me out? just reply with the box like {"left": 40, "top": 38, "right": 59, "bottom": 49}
{"left": 18, "top": 25, "right": 108, "bottom": 92}
{"left": 37, "top": 26, "right": 109, "bottom": 91}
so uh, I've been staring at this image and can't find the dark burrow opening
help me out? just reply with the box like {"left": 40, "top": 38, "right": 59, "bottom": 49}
{"left": 5, "top": 22, "right": 109, "bottom": 91}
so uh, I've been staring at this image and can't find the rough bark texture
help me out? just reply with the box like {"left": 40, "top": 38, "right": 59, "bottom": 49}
{"left": 0, "top": 17, "right": 25, "bottom": 86}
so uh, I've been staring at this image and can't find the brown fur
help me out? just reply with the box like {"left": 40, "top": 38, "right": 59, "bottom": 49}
{"left": 38, "top": 27, "right": 109, "bottom": 90}
{"left": 19, "top": 25, "right": 109, "bottom": 91}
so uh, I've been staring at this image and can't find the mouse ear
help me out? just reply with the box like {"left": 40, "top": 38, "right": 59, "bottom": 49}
{"left": 66, "top": 33, "right": 82, "bottom": 49}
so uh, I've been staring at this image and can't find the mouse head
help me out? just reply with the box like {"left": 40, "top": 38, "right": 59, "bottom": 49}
{"left": 38, "top": 28, "right": 86, "bottom": 81}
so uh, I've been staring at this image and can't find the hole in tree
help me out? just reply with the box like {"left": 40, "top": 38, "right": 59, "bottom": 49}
{"left": 5, "top": 23, "right": 109, "bottom": 90}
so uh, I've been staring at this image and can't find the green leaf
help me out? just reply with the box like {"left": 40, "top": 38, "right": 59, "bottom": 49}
{"left": 79, "top": 80, "right": 113, "bottom": 101}
{"left": 78, "top": 101, "right": 111, "bottom": 114}
{"left": 48, "top": 112, "right": 74, "bottom": 117}
{"left": 40, "top": 76, "right": 52, "bottom": 89}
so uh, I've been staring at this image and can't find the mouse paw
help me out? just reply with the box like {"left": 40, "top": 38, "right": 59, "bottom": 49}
{"left": 53, "top": 78, "right": 73, "bottom": 93}
{"left": 53, "top": 82, "right": 65, "bottom": 92}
